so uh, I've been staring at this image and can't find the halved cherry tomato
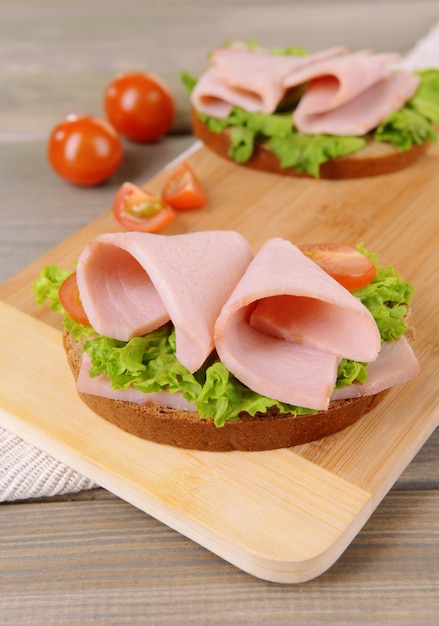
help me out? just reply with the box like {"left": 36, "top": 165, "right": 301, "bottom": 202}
{"left": 112, "top": 182, "right": 177, "bottom": 232}
{"left": 104, "top": 72, "right": 175, "bottom": 143}
{"left": 59, "top": 272, "right": 90, "bottom": 327}
{"left": 299, "top": 243, "right": 376, "bottom": 291}
{"left": 47, "top": 114, "right": 122, "bottom": 186}
{"left": 161, "top": 162, "right": 207, "bottom": 210}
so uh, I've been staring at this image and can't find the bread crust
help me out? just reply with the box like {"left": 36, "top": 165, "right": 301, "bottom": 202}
{"left": 63, "top": 331, "right": 389, "bottom": 451}
{"left": 192, "top": 110, "right": 430, "bottom": 179}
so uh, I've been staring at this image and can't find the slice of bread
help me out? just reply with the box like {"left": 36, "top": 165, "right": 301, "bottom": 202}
{"left": 192, "top": 110, "right": 431, "bottom": 179}
{"left": 64, "top": 330, "right": 389, "bottom": 451}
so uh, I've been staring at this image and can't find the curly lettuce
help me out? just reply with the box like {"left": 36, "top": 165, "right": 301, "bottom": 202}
{"left": 32, "top": 263, "right": 95, "bottom": 340}
{"left": 352, "top": 246, "right": 414, "bottom": 343}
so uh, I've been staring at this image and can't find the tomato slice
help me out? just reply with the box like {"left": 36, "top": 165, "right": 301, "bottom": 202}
{"left": 298, "top": 243, "right": 376, "bottom": 291}
{"left": 112, "top": 182, "right": 177, "bottom": 232}
{"left": 59, "top": 272, "right": 90, "bottom": 327}
{"left": 161, "top": 162, "right": 207, "bottom": 210}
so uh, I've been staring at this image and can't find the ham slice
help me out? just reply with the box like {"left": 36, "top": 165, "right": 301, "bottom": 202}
{"left": 331, "top": 336, "right": 420, "bottom": 401}
{"left": 190, "top": 65, "right": 260, "bottom": 119}
{"left": 214, "top": 238, "right": 381, "bottom": 411}
{"left": 77, "top": 353, "right": 196, "bottom": 410}
{"left": 288, "top": 51, "right": 420, "bottom": 135}
{"left": 76, "top": 231, "right": 253, "bottom": 373}
{"left": 191, "top": 45, "right": 420, "bottom": 136}
{"left": 191, "top": 45, "right": 346, "bottom": 118}
{"left": 215, "top": 307, "right": 339, "bottom": 411}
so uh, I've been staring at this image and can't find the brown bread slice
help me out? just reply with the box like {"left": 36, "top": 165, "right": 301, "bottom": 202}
{"left": 192, "top": 110, "right": 431, "bottom": 180}
{"left": 63, "top": 330, "right": 389, "bottom": 452}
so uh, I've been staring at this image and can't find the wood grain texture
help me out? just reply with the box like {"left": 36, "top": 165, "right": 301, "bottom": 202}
{"left": 1, "top": 491, "right": 438, "bottom": 624}
{"left": 0, "top": 300, "right": 373, "bottom": 583}
{"left": 1, "top": 0, "right": 438, "bottom": 619}
{"left": 0, "top": 138, "right": 437, "bottom": 583}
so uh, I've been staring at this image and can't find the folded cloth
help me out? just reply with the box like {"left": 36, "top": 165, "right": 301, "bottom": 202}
{"left": 0, "top": 426, "right": 98, "bottom": 502}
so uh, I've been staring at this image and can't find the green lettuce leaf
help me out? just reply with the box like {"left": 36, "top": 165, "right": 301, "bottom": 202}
{"left": 33, "top": 264, "right": 95, "bottom": 339}
{"left": 410, "top": 69, "right": 439, "bottom": 124}
{"left": 352, "top": 245, "right": 414, "bottom": 342}
{"left": 229, "top": 126, "right": 256, "bottom": 163}
{"left": 33, "top": 263, "right": 72, "bottom": 312}
{"left": 373, "top": 107, "right": 437, "bottom": 150}
{"left": 335, "top": 359, "right": 368, "bottom": 390}
{"left": 267, "top": 133, "right": 366, "bottom": 178}
{"left": 374, "top": 69, "right": 439, "bottom": 149}
{"left": 84, "top": 327, "right": 203, "bottom": 398}
{"left": 181, "top": 70, "right": 197, "bottom": 95}
{"left": 62, "top": 314, "right": 96, "bottom": 340}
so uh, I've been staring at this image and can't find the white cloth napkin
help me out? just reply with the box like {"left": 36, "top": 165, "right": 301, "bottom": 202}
{"left": 0, "top": 426, "right": 98, "bottom": 502}
{"left": 1, "top": 24, "right": 438, "bottom": 503}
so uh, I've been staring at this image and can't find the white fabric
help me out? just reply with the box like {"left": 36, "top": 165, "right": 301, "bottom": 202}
{"left": 0, "top": 426, "right": 98, "bottom": 502}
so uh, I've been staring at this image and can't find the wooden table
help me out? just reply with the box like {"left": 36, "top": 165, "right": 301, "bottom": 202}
{"left": 1, "top": 1, "right": 438, "bottom": 623}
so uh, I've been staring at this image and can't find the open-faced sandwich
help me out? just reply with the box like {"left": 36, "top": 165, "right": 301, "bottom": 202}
{"left": 34, "top": 231, "right": 420, "bottom": 451}
{"left": 183, "top": 41, "right": 439, "bottom": 178}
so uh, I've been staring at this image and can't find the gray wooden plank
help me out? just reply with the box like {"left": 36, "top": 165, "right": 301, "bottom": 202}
{"left": 0, "top": 136, "right": 195, "bottom": 283}
{"left": 1, "top": 490, "right": 438, "bottom": 624}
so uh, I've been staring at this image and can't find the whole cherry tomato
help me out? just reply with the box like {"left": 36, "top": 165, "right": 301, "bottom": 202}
{"left": 103, "top": 72, "right": 175, "bottom": 142}
{"left": 299, "top": 243, "right": 376, "bottom": 291}
{"left": 47, "top": 114, "right": 123, "bottom": 186}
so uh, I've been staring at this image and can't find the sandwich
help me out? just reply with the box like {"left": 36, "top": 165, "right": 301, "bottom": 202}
{"left": 183, "top": 41, "right": 439, "bottom": 178}
{"left": 33, "top": 230, "right": 420, "bottom": 451}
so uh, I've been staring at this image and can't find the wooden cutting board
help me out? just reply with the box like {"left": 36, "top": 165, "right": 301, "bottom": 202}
{"left": 0, "top": 141, "right": 438, "bottom": 584}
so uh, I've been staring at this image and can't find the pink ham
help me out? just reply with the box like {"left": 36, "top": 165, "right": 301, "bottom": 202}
{"left": 288, "top": 51, "right": 420, "bottom": 135}
{"left": 76, "top": 231, "right": 253, "bottom": 373}
{"left": 190, "top": 65, "right": 262, "bottom": 119}
{"left": 191, "top": 45, "right": 346, "bottom": 118}
{"left": 215, "top": 307, "right": 339, "bottom": 411}
{"left": 331, "top": 336, "right": 420, "bottom": 401}
{"left": 77, "top": 353, "right": 196, "bottom": 410}
{"left": 192, "top": 45, "right": 420, "bottom": 136}
{"left": 214, "top": 238, "right": 381, "bottom": 411}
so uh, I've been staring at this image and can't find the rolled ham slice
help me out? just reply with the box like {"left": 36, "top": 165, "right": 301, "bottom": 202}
{"left": 331, "top": 336, "right": 420, "bottom": 401}
{"left": 190, "top": 65, "right": 262, "bottom": 119}
{"left": 191, "top": 45, "right": 420, "bottom": 137}
{"left": 76, "top": 231, "right": 253, "bottom": 373}
{"left": 214, "top": 238, "right": 381, "bottom": 411}
{"left": 191, "top": 45, "right": 346, "bottom": 118}
{"left": 288, "top": 51, "right": 420, "bottom": 135}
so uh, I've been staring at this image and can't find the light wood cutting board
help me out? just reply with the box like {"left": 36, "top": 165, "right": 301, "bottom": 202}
{"left": 0, "top": 141, "right": 438, "bottom": 583}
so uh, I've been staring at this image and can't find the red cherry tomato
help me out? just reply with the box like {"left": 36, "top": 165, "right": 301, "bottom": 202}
{"left": 299, "top": 243, "right": 376, "bottom": 291}
{"left": 47, "top": 114, "right": 123, "bottom": 186}
{"left": 161, "top": 162, "right": 208, "bottom": 210}
{"left": 112, "top": 182, "right": 177, "bottom": 232}
{"left": 59, "top": 272, "right": 90, "bottom": 327}
{"left": 103, "top": 73, "right": 175, "bottom": 142}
